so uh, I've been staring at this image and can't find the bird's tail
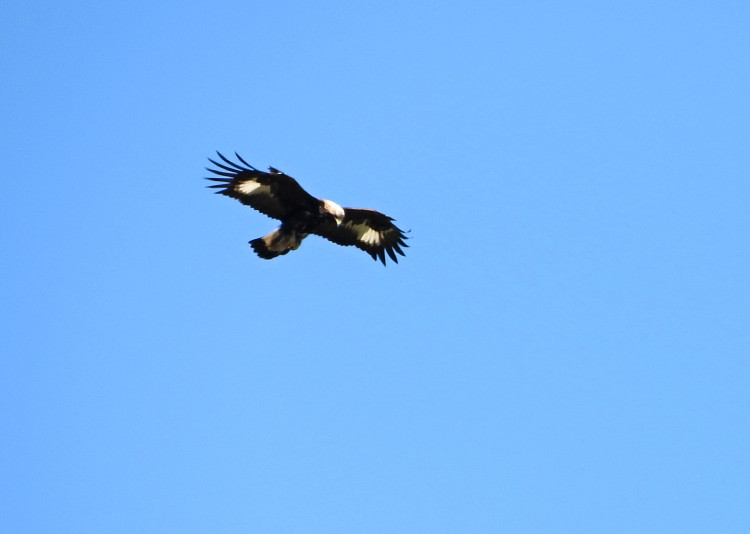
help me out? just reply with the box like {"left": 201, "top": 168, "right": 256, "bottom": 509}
{"left": 249, "top": 227, "right": 305, "bottom": 259}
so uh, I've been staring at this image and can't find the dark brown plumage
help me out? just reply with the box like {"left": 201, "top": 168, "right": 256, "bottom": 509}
{"left": 206, "top": 153, "right": 408, "bottom": 265}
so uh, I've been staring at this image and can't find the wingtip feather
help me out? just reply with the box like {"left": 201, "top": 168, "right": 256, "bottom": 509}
{"left": 234, "top": 152, "right": 256, "bottom": 170}
{"left": 217, "top": 151, "right": 248, "bottom": 171}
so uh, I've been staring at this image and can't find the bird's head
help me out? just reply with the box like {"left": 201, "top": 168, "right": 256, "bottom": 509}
{"left": 320, "top": 199, "right": 345, "bottom": 226}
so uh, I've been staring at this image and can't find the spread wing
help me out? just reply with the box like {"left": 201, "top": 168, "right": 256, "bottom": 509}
{"left": 205, "top": 152, "right": 318, "bottom": 220}
{"left": 314, "top": 208, "right": 409, "bottom": 265}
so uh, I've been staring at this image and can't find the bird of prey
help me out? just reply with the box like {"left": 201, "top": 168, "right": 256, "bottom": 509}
{"left": 206, "top": 153, "right": 408, "bottom": 265}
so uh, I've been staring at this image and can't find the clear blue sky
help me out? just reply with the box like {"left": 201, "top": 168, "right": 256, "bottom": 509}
{"left": 2, "top": 1, "right": 749, "bottom": 532}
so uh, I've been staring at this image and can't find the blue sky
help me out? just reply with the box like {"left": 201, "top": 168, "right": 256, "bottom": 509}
{"left": 2, "top": 1, "right": 749, "bottom": 532}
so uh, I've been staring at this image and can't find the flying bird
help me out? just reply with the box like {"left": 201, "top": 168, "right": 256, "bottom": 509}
{"left": 206, "top": 152, "right": 408, "bottom": 265}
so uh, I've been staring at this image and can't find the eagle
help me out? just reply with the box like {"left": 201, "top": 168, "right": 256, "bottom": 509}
{"left": 206, "top": 152, "right": 408, "bottom": 265}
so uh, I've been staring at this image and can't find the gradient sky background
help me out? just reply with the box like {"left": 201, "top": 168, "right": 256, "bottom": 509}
{"left": 2, "top": 1, "right": 749, "bottom": 532}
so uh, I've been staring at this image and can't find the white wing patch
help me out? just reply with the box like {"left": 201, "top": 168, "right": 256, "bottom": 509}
{"left": 358, "top": 226, "right": 383, "bottom": 246}
{"left": 237, "top": 180, "right": 269, "bottom": 196}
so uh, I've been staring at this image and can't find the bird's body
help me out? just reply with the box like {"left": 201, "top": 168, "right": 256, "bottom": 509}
{"left": 206, "top": 153, "right": 408, "bottom": 264}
